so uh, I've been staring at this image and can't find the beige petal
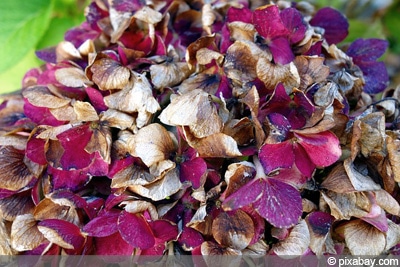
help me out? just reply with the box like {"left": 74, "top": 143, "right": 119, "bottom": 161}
{"left": 159, "top": 89, "right": 223, "bottom": 138}
{"left": 185, "top": 35, "right": 216, "bottom": 69}
{"left": 293, "top": 56, "right": 329, "bottom": 90}
{"left": 109, "top": 8, "right": 132, "bottom": 43}
{"left": 223, "top": 117, "right": 254, "bottom": 146}
{"left": 272, "top": 220, "right": 310, "bottom": 257}
{"left": 320, "top": 191, "right": 370, "bottom": 220}
{"left": 111, "top": 164, "right": 158, "bottom": 189}
{"left": 127, "top": 168, "right": 182, "bottom": 201}
{"left": 228, "top": 21, "right": 256, "bottom": 42}
{"left": 354, "top": 112, "right": 386, "bottom": 158}
{"left": 11, "top": 214, "right": 44, "bottom": 251}
{"left": 0, "top": 146, "right": 36, "bottom": 191}
{"left": 200, "top": 241, "right": 242, "bottom": 267}
{"left": 50, "top": 105, "right": 77, "bottom": 122}
{"left": 22, "top": 86, "right": 71, "bottom": 108}
{"left": 0, "top": 220, "right": 13, "bottom": 255}
{"left": 104, "top": 72, "right": 160, "bottom": 128}
{"left": 339, "top": 219, "right": 386, "bottom": 255}
{"left": 100, "top": 109, "right": 135, "bottom": 130}
{"left": 343, "top": 158, "right": 381, "bottom": 191}
{"left": 56, "top": 41, "right": 82, "bottom": 62}
{"left": 196, "top": 48, "right": 224, "bottom": 66}
{"left": 90, "top": 57, "right": 131, "bottom": 90}
{"left": 133, "top": 6, "right": 163, "bottom": 24}
{"left": 374, "top": 190, "right": 400, "bottom": 216}
{"left": 36, "top": 124, "right": 74, "bottom": 140}
{"left": 128, "top": 123, "right": 175, "bottom": 168}
{"left": 385, "top": 220, "right": 400, "bottom": 251}
{"left": 202, "top": 3, "right": 216, "bottom": 34}
{"left": 257, "top": 59, "right": 300, "bottom": 91}
{"left": 320, "top": 164, "right": 356, "bottom": 193}
{"left": 37, "top": 225, "right": 74, "bottom": 250}
{"left": 85, "top": 123, "right": 112, "bottom": 163}
{"left": 33, "top": 198, "right": 80, "bottom": 226}
{"left": 386, "top": 134, "right": 400, "bottom": 182}
{"left": 212, "top": 210, "right": 255, "bottom": 250}
{"left": 0, "top": 192, "right": 35, "bottom": 221}
{"left": 55, "top": 67, "right": 91, "bottom": 88}
{"left": 224, "top": 161, "right": 255, "bottom": 198}
{"left": 122, "top": 200, "right": 159, "bottom": 221}
{"left": 150, "top": 61, "right": 191, "bottom": 90}
{"left": 72, "top": 101, "right": 99, "bottom": 121}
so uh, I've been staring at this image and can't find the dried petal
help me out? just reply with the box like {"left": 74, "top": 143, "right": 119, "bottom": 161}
{"left": 118, "top": 211, "right": 155, "bottom": 250}
{"left": 272, "top": 220, "right": 310, "bottom": 256}
{"left": 89, "top": 57, "right": 131, "bottom": 90}
{"left": 83, "top": 210, "right": 120, "bottom": 237}
{"left": 72, "top": 101, "right": 99, "bottom": 121}
{"left": 11, "top": 214, "right": 44, "bottom": 251}
{"left": 55, "top": 67, "right": 91, "bottom": 88}
{"left": 22, "top": 86, "right": 71, "bottom": 109}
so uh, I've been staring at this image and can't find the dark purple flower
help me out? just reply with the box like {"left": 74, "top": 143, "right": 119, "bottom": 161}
{"left": 346, "top": 38, "right": 389, "bottom": 94}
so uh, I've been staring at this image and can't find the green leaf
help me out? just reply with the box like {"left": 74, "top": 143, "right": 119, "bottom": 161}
{"left": 0, "top": 0, "right": 53, "bottom": 73}
{"left": 382, "top": 3, "right": 400, "bottom": 54}
{"left": 343, "top": 19, "right": 385, "bottom": 44}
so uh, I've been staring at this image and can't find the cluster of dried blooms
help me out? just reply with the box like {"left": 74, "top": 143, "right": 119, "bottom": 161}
{"left": 1, "top": 0, "right": 400, "bottom": 261}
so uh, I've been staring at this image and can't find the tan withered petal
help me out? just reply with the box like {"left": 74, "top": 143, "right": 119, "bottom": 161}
{"left": 100, "top": 109, "right": 135, "bottom": 130}
{"left": 223, "top": 118, "right": 254, "bottom": 146}
{"left": 343, "top": 158, "right": 381, "bottom": 192}
{"left": 320, "top": 191, "right": 370, "bottom": 220}
{"left": 338, "top": 219, "right": 386, "bottom": 255}
{"left": 374, "top": 190, "right": 400, "bottom": 216}
{"left": 386, "top": 134, "right": 400, "bottom": 182}
{"left": 111, "top": 164, "right": 158, "bottom": 189}
{"left": 77, "top": 39, "right": 95, "bottom": 57}
{"left": 293, "top": 56, "right": 329, "bottom": 90}
{"left": 202, "top": 3, "right": 216, "bottom": 34}
{"left": 55, "top": 67, "right": 92, "bottom": 88}
{"left": 11, "top": 214, "right": 44, "bottom": 252}
{"left": 228, "top": 21, "right": 256, "bottom": 42}
{"left": 72, "top": 101, "right": 99, "bottom": 122}
{"left": 243, "top": 239, "right": 269, "bottom": 255}
{"left": 33, "top": 198, "right": 80, "bottom": 226}
{"left": 196, "top": 48, "right": 224, "bottom": 66}
{"left": 0, "top": 220, "right": 13, "bottom": 255}
{"left": 109, "top": 7, "right": 132, "bottom": 43}
{"left": 104, "top": 72, "right": 160, "bottom": 128}
{"left": 178, "top": 67, "right": 221, "bottom": 96}
{"left": 224, "top": 161, "right": 255, "bottom": 198}
{"left": 224, "top": 41, "right": 262, "bottom": 88}
{"left": 320, "top": 164, "right": 356, "bottom": 193}
{"left": 185, "top": 34, "right": 216, "bottom": 69}
{"left": 201, "top": 241, "right": 242, "bottom": 256}
{"left": 150, "top": 61, "right": 191, "bottom": 90}
{"left": 385, "top": 220, "right": 400, "bottom": 251}
{"left": 257, "top": 59, "right": 300, "bottom": 91}
{"left": 133, "top": 6, "right": 162, "bottom": 24}
{"left": 159, "top": 89, "right": 222, "bottom": 138}
{"left": 0, "top": 146, "right": 36, "bottom": 191}
{"left": 302, "top": 199, "right": 317, "bottom": 213}
{"left": 272, "top": 220, "right": 310, "bottom": 257}
{"left": 128, "top": 123, "right": 175, "bottom": 168}
{"left": 0, "top": 192, "right": 35, "bottom": 221}
{"left": 122, "top": 200, "right": 159, "bottom": 220}
{"left": 89, "top": 57, "right": 131, "bottom": 90}
{"left": 187, "top": 205, "right": 212, "bottom": 235}
{"left": 313, "top": 82, "right": 344, "bottom": 108}
{"left": 0, "top": 134, "right": 27, "bottom": 151}
{"left": 37, "top": 225, "right": 74, "bottom": 250}
{"left": 184, "top": 129, "right": 242, "bottom": 158}
{"left": 55, "top": 41, "right": 82, "bottom": 62}
{"left": 22, "top": 86, "right": 71, "bottom": 108}
{"left": 212, "top": 210, "right": 255, "bottom": 250}
{"left": 50, "top": 104, "right": 77, "bottom": 122}
{"left": 127, "top": 168, "right": 182, "bottom": 201}
{"left": 85, "top": 122, "right": 112, "bottom": 163}
{"left": 37, "top": 124, "right": 74, "bottom": 140}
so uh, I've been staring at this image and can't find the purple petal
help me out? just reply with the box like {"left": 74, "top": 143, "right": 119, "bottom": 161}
{"left": 85, "top": 87, "right": 108, "bottom": 112}
{"left": 253, "top": 5, "right": 289, "bottom": 40}
{"left": 222, "top": 178, "right": 264, "bottom": 211}
{"left": 83, "top": 210, "right": 120, "bottom": 237}
{"left": 259, "top": 141, "right": 295, "bottom": 174}
{"left": 267, "top": 112, "right": 292, "bottom": 138}
{"left": 94, "top": 232, "right": 134, "bottom": 255}
{"left": 296, "top": 131, "right": 341, "bottom": 168}
{"left": 35, "top": 47, "right": 57, "bottom": 64}
{"left": 347, "top": 38, "right": 388, "bottom": 62}
{"left": 310, "top": 7, "right": 349, "bottom": 44}
{"left": 358, "top": 61, "right": 389, "bottom": 94}
{"left": 263, "top": 83, "right": 291, "bottom": 112}
{"left": 280, "top": 8, "right": 307, "bottom": 44}
{"left": 227, "top": 6, "right": 252, "bottom": 23}
{"left": 180, "top": 157, "right": 207, "bottom": 189}
{"left": 293, "top": 144, "right": 315, "bottom": 177}
{"left": 269, "top": 37, "right": 295, "bottom": 65}
{"left": 306, "top": 211, "right": 334, "bottom": 236}
{"left": 254, "top": 178, "right": 302, "bottom": 228}
{"left": 118, "top": 211, "right": 155, "bottom": 250}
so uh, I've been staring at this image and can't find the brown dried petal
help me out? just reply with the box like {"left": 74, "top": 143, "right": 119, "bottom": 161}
{"left": 72, "top": 101, "right": 99, "bottom": 122}
{"left": 150, "top": 61, "right": 191, "bottom": 90}
{"left": 159, "top": 89, "right": 222, "bottom": 138}
{"left": 343, "top": 158, "right": 381, "bottom": 192}
{"left": 85, "top": 123, "right": 112, "bottom": 164}
{"left": 100, "top": 109, "right": 135, "bottom": 130}
{"left": 374, "top": 190, "right": 400, "bottom": 216}
{"left": 0, "top": 220, "right": 13, "bottom": 255}
{"left": 338, "top": 219, "right": 386, "bottom": 255}
{"left": 90, "top": 57, "right": 131, "bottom": 90}
{"left": 201, "top": 241, "right": 242, "bottom": 256}
{"left": 385, "top": 220, "right": 400, "bottom": 251}
{"left": 128, "top": 123, "right": 175, "bottom": 168}
{"left": 293, "top": 56, "right": 329, "bottom": 90}
{"left": 223, "top": 118, "right": 254, "bottom": 146}
{"left": 122, "top": 200, "right": 159, "bottom": 221}
{"left": 127, "top": 168, "right": 182, "bottom": 201}
{"left": 133, "top": 6, "right": 162, "bottom": 24}
{"left": 196, "top": 48, "right": 224, "bottom": 66}
{"left": 272, "top": 220, "right": 310, "bottom": 256}
{"left": 212, "top": 210, "right": 255, "bottom": 250}
{"left": 202, "top": 3, "right": 216, "bottom": 34}
{"left": 50, "top": 104, "right": 77, "bottom": 122}
{"left": 185, "top": 35, "right": 216, "bottom": 69}
{"left": 386, "top": 134, "right": 400, "bottom": 182}
{"left": 111, "top": 164, "right": 157, "bottom": 189}
{"left": 55, "top": 67, "right": 91, "bottom": 88}
{"left": 22, "top": 86, "right": 71, "bottom": 108}
{"left": 224, "top": 161, "right": 255, "bottom": 198}
{"left": 0, "top": 146, "right": 36, "bottom": 191}
{"left": 228, "top": 21, "right": 256, "bottom": 42}
{"left": 354, "top": 112, "right": 386, "bottom": 158}
{"left": 33, "top": 198, "right": 80, "bottom": 226}
{"left": 313, "top": 82, "right": 344, "bottom": 108}
{"left": 11, "top": 214, "right": 44, "bottom": 252}
{"left": 320, "top": 191, "right": 370, "bottom": 220}
{"left": 55, "top": 41, "right": 82, "bottom": 62}
{"left": 257, "top": 59, "right": 300, "bottom": 91}
{"left": 109, "top": 8, "right": 132, "bottom": 43}
{"left": 0, "top": 191, "right": 35, "bottom": 221}
{"left": 104, "top": 72, "right": 160, "bottom": 128}
{"left": 321, "top": 164, "right": 356, "bottom": 193}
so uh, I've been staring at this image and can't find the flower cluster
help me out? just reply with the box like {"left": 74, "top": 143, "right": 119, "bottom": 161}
{"left": 1, "top": 0, "right": 400, "bottom": 260}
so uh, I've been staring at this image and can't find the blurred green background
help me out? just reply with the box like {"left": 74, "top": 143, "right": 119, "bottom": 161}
{"left": 0, "top": 0, "right": 399, "bottom": 94}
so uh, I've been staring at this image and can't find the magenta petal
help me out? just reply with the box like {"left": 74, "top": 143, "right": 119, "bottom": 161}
{"left": 296, "top": 131, "right": 341, "bottom": 167}
{"left": 293, "top": 143, "right": 315, "bottom": 177}
{"left": 118, "top": 211, "right": 155, "bottom": 250}
{"left": 280, "top": 7, "right": 307, "bottom": 44}
{"left": 26, "top": 131, "right": 47, "bottom": 165}
{"left": 267, "top": 113, "right": 291, "bottom": 139}
{"left": 259, "top": 141, "right": 295, "bottom": 174}
{"left": 180, "top": 157, "right": 207, "bottom": 189}
{"left": 149, "top": 220, "right": 178, "bottom": 243}
{"left": 227, "top": 6, "right": 252, "bottom": 23}
{"left": 269, "top": 37, "right": 294, "bottom": 65}
{"left": 94, "top": 232, "right": 134, "bottom": 255}
{"left": 254, "top": 178, "right": 302, "bottom": 228}
{"left": 38, "top": 219, "right": 86, "bottom": 250}
{"left": 253, "top": 5, "right": 289, "bottom": 39}
{"left": 85, "top": 87, "right": 108, "bottom": 112}
{"left": 23, "top": 99, "right": 65, "bottom": 126}
{"left": 83, "top": 210, "right": 120, "bottom": 237}
{"left": 222, "top": 178, "right": 264, "bottom": 211}
{"left": 310, "top": 7, "right": 349, "bottom": 44}
{"left": 178, "top": 226, "right": 204, "bottom": 251}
